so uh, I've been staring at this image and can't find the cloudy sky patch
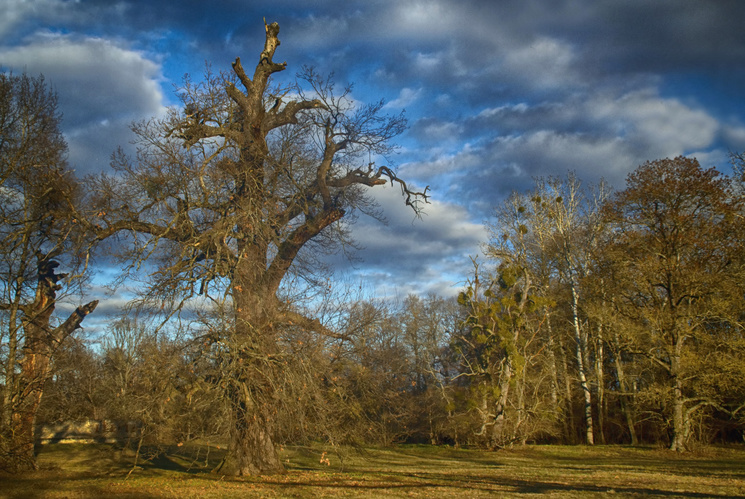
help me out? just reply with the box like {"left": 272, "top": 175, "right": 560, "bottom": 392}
{"left": 3, "top": 0, "right": 745, "bottom": 301}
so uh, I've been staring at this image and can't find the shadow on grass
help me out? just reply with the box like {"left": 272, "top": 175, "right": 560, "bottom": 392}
{"left": 4, "top": 443, "right": 745, "bottom": 498}
{"left": 256, "top": 469, "right": 745, "bottom": 498}
{"left": 277, "top": 445, "right": 745, "bottom": 497}
{"left": 2, "top": 476, "right": 164, "bottom": 499}
{"left": 519, "top": 445, "right": 745, "bottom": 481}
{"left": 106, "top": 441, "right": 229, "bottom": 475}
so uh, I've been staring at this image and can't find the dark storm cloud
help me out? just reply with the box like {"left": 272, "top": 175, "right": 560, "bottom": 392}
{"left": 569, "top": 1, "right": 745, "bottom": 73}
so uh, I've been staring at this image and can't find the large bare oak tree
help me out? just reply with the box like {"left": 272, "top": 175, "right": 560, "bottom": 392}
{"left": 85, "top": 21, "right": 427, "bottom": 475}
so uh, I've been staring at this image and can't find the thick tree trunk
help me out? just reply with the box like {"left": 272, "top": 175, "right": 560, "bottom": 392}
{"left": 489, "top": 361, "right": 512, "bottom": 448}
{"left": 224, "top": 362, "right": 284, "bottom": 475}
{"left": 670, "top": 379, "right": 686, "bottom": 451}
{"left": 229, "top": 396, "right": 283, "bottom": 475}
{"left": 10, "top": 345, "right": 51, "bottom": 469}
{"left": 223, "top": 261, "right": 285, "bottom": 476}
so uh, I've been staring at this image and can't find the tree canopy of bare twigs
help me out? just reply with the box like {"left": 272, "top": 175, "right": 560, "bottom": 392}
{"left": 83, "top": 21, "right": 427, "bottom": 475}
{"left": 0, "top": 73, "right": 98, "bottom": 471}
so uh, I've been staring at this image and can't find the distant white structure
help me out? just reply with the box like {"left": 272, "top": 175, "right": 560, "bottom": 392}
{"left": 35, "top": 419, "right": 141, "bottom": 444}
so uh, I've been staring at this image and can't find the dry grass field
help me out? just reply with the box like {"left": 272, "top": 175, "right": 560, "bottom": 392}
{"left": 2, "top": 442, "right": 745, "bottom": 498}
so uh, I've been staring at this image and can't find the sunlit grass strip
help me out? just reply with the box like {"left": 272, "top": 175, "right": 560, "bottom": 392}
{"left": 2, "top": 443, "right": 744, "bottom": 498}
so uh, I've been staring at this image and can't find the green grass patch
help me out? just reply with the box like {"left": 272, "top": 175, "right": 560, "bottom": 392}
{"left": 2, "top": 442, "right": 745, "bottom": 498}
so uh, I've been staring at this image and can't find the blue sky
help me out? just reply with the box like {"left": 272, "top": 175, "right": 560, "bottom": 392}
{"left": 3, "top": 0, "right": 745, "bottom": 310}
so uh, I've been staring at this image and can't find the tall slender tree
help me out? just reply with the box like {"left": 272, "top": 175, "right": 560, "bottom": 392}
{"left": 528, "top": 175, "right": 607, "bottom": 445}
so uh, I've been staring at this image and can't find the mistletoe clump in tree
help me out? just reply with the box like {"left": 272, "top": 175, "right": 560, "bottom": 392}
{"left": 86, "top": 21, "right": 427, "bottom": 475}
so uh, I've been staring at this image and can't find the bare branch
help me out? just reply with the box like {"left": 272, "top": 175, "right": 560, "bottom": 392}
{"left": 230, "top": 57, "right": 253, "bottom": 94}
{"left": 263, "top": 99, "right": 326, "bottom": 132}
{"left": 378, "top": 165, "right": 431, "bottom": 216}
{"left": 280, "top": 309, "right": 350, "bottom": 341}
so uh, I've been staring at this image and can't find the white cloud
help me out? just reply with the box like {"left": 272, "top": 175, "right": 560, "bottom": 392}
{"left": 384, "top": 87, "right": 422, "bottom": 109}
{"left": 502, "top": 36, "right": 580, "bottom": 90}
{"left": 0, "top": 33, "right": 166, "bottom": 123}
{"left": 290, "top": 13, "right": 355, "bottom": 48}
{"left": 414, "top": 52, "right": 443, "bottom": 72}
{"left": 477, "top": 102, "right": 529, "bottom": 119}
{"left": 590, "top": 89, "right": 719, "bottom": 158}
{"left": 0, "top": 0, "right": 62, "bottom": 39}
{"left": 452, "top": 86, "right": 727, "bottom": 198}
{"left": 721, "top": 124, "right": 745, "bottom": 151}
{"left": 392, "top": 0, "right": 460, "bottom": 37}
{"left": 492, "top": 130, "right": 632, "bottom": 185}
{"left": 421, "top": 121, "right": 462, "bottom": 141}
{"left": 401, "top": 145, "right": 483, "bottom": 180}
{"left": 0, "top": 33, "right": 168, "bottom": 172}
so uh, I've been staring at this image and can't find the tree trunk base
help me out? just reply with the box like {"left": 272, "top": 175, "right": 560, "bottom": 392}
{"left": 219, "top": 418, "right": 284, "bottom": 476}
